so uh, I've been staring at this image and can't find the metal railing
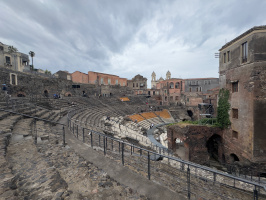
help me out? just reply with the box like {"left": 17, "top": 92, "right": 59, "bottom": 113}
{"left": 67, "top": 111, "right": 266, "bottom": 200}
{"left": 1, "top": 105, "right": 266, "bottom": 200}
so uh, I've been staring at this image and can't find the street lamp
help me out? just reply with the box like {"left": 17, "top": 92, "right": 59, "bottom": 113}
{"left": 29, "top": 51, "right": 35, "bottom": 70}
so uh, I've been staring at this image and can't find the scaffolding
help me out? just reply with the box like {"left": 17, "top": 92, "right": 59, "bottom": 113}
{"left": 198, "top": 103, "right": 214, "bottom": 125}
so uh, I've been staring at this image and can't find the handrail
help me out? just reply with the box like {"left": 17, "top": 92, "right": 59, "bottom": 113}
{"left": 67, "top": 110, "right": 266, "bottom": 191}
{"left": 1, "top": 106, "right": 265, "bottom": 196}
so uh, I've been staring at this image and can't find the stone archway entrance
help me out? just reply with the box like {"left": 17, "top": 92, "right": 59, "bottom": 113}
{"left": 17, "top": 92, "right": 26, "bottom": 97}
{"left": 206, "top": 134, "right": 223, "bottom": 161}
{"left": 44, "top": 90, "right": 49, "bottom": 97}
{"left": 229, "top": 153, "right": 240, "bottom": 163}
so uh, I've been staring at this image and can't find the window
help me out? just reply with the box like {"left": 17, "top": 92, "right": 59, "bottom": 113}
{"left": 208, "top": 80, "right": 211, "bottom": 84}
{"left": 189, "top": 87, "right": 192, "bottom": 92}
{"left": 133, "top": 83, "right": 135, "bottom": 87}
{"left": 165, "top": 96, "right": 167, "bottom": 101}
{"left": 242, "top": 42, "right": 248, "bottom": 63}
{"left": 204, "top": 80, "right": 207, "bottom": 85}
{"left": 108, "top": 78, "right": 111, "bottom": 85}
{"left": 232, "top": 82, "right": 238, "bottom": 92}
{"left": 72, "top": 85, "right": 80, "bottom": 88}
{"left": 136, "top": 83, "right": 138, "bottom": 87}
{"left": 224, "top": 52, "right": 226, "bottom": 63}
{"left": 196, "top": 87, "right": 199, "bottom": 92}
{"left": 10, "top": 73, "right": 17, "bottom": 85}
{"left": 67, "top": 75, "right": 71, "bottom": 80}
{"left": 175, "top": 82, "right": 179, "bottom": 89}
{"left": 115, "top": 79, "right": 118, "bottom": 85}
{"left": 175, "top": 96, "right": 179, "bottom": 100}
{"left": 232, "top": 108, "right": 238, "bottom": 119}
{"left": 170, "top": 82, "right": 174, "bottom": 89}
{"left": 101, "top": 78, "right": 104, "bottom": 84}
{"left": 153, "top": 91, "right": 155, "bottom": 95}
{"left": 199, "top": 87, "right": 202, "bottom": 92}
{"left": 227, "top": 51, "right": 230, "bottom": 62}
{"left": 5, "top": 56, "right": 11, "bottom": 64}
{"left": 232, "top": 130, "right": 238, "bottom": 139}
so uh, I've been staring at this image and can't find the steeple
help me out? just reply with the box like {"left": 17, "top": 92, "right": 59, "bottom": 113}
{"left": 166, "top": 70, "right": 171, "bottom": 79}
{"left": 151, "top": 71, "right": 156, "bottom": 81}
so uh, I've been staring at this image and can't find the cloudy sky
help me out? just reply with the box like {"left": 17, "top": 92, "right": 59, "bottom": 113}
{"left": 1, "top": 0, "right": 266, "bottom": 88}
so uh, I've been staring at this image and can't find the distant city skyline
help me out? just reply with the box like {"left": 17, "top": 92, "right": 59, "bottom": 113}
{"left": 1, "top": 0, "right": 266, "bottom": 88}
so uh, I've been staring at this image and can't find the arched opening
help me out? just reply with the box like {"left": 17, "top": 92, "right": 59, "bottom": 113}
{"left": 17, "top": 92, "right": 26, "bottom": 97}
{"left": 175, "top": 82, "right": 179, "bottom": 89}
{"left": 222, "top": 154, "right": 226, "bottom": 164}
{"left": 229, "top": 153, "right": 240, "bottom": 163}
{"left": 44, "top": 90, "right": 49, "bottom": 97}
{"left": 187, "top": 110, "right": 193, "bottom": 118}
{"left": 169, "top": 82, "right": 174, "bottom": 89}
{"left": 206, "top": 134, "right": 223, "bottom": 161}
{"left": 65, "top": 92, "right": 72, "bottom": 97}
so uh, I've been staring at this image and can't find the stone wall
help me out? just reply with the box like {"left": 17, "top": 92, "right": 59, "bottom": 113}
{"left": 0, "top": 66, "right": 99, "bottom": 98}
{"left": 167, "top": 124, "right": 222, "bottom": 165}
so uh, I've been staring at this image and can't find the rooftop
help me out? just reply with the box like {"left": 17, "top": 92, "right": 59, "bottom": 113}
{"left": 220, "top": 25, "right": 266, "bottom": 51}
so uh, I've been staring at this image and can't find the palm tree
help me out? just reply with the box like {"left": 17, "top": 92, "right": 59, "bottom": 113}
{"left": 29, "top": 51, "right": 35, "bottom": 70}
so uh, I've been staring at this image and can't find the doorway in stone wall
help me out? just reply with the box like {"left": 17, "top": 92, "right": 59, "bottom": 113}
{"left": 229, "top": 153, "right": 239, "bottom": 163}
{"left": 206, "top": 134, "right": 222, "bottom": 161}
{"left": 44, "top": 90, "right": 49, "bottom": 97}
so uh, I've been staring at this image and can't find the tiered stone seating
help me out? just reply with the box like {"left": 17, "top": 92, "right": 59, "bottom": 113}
{"left": 128, "top": 114, "right": 145, "bottom": 122}
{"left": 155, "top": 109, "right": 171, "bottom": 118}
{"left": 119, "top": 97, "right": 130, "bottom": 101}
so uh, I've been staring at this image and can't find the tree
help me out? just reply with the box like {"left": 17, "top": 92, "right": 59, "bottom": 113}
{"left": 217, "top": 88, "right": 231, "bottom": 129}
{"left": 45, "top": 69, "right": 51, "bottom": 75}
{"left": 29, "top": 51, "right": 35, "bottom": 70}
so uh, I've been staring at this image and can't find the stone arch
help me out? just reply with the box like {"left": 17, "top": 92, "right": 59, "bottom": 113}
{"left": 17, "top": 91, "right": 26, "bottom": 97}
{"left": 65, "top": 92, "right": 72, "bottom": 97}
{"left": 187, "top": 110, "right": 193, "bottom": 118}
{"left": 206, "top": 134, "right": 223, "bottom": 161}
{"left": 169, "top": 82, "right": 174, "bottom": 89}
{"left": 229, "top": 153, "right": 240, "bottom": 163}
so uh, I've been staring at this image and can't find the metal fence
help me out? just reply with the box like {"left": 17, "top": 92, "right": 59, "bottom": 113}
{"left": 67, "top": 111, "right": 266, "bottom": 200}
{"left": 1, "top": 106, "right": 266, "bottom": 200}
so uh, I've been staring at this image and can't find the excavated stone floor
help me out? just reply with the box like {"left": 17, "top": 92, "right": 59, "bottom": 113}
{"left": 0, "top": 115, "right": 149, "bottom": 200}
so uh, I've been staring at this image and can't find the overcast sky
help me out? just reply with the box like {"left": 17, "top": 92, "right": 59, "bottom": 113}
{"left": 1, "top": 0, "right": 266, "bottom": 88}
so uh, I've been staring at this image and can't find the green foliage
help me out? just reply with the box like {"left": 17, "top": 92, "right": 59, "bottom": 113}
{"left": 45, "top": 69, "right": 51, "bottom": 75}
{"left": 217, "top": 88, "right": 231, "bottom": 129}
{"left": 8, "top": 46, "right": 18, "bottom": 53}
{"left": 177, "top": 118, "right": 217, "bottom": 126}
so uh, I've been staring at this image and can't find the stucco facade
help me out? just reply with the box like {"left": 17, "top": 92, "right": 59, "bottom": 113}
{"left": 0, "top": 42, "right": 29, "bottom": 72}
{"left": 88, "top": 71, "right": 127, "bottom": 86}
{"left": 184, "top": 78, "right": 219, "bottom": 93}
{"left": 72, "top": 71, "right": 89, "bottom": 84}
{"left": 71, "top": 71, "right": 127, "bottom": 86}
{"left": 127, "top": 74, "right": 147, "bottom": 95}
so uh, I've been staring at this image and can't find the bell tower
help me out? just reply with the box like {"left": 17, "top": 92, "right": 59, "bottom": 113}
{"left": 166, "top": 70, "right": 171, "bottom": 79}
{"left": 151, "top": 71, "right": 156, "bottom": 89}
